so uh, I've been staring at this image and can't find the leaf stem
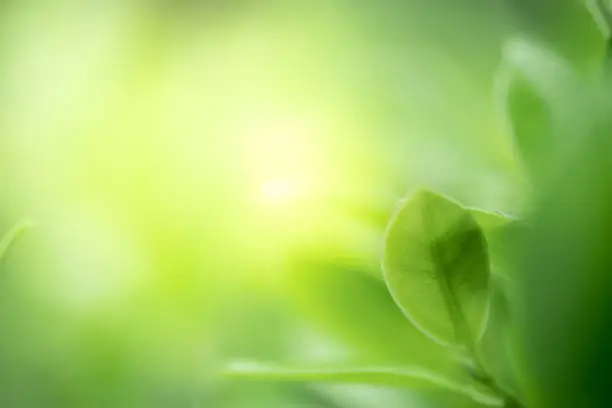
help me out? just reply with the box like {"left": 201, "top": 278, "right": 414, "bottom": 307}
{"left": 422, "top": 202, "right": 524, "bottom": 406}
{"left": 463, "top": 335, "right": 525, "bottom": 407}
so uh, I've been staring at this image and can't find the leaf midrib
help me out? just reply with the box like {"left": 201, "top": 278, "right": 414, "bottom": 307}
{"left": 422, "top": 199, "right": 475, "bottom": 349}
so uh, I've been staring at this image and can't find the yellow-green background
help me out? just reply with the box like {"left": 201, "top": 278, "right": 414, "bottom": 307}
{"left": 0, "top": 1, "right": 603, "bottom": 407}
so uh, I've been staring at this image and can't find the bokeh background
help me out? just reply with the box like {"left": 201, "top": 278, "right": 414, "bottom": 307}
{"left": 0, "top": 1, "right": 604, "bottom": 407}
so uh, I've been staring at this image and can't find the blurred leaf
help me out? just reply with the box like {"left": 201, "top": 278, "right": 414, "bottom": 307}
{"left": 508, "top": 0, "right": 603, "bottom": 74}
{"left": 496, "top": 39, "right": 593, "bottom": 184}
{"left": 514, "top": 113, "right": 612, "bottom": 407}
{"left": 469, "top": 208, "right": 523, "bottom": 279}
{"left": 382, "top": 189, "right": 490, "bottom": 346}
{"left": 478, "top": 274, "right": 520, "bottom": 399}
{"left": 469, "top": 209, "right": 517, "bottom": 231}
{"left": 421, "top": 390, "right": 505, "bottom": 408}
{"left": 282, "top": 255, "right": 499, "bottom": 406}
{"left": 223, "top": 361, "right": 501, "bottom": 406}
{"left": 497, "top": 40, "right": 557, "bottom": 180}
{"left": 285, "top": 256, "right": 455, "bottom": 370}
{"left": 0, "top": 219, "right": 33, "bottom": 268}
{"left": 587, "top": 0, "right": 612, "bottom": 38}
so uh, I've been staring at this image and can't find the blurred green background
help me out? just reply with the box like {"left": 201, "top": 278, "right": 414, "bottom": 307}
{"left": 0, "top": 1, "right": 607, "bottom": 407}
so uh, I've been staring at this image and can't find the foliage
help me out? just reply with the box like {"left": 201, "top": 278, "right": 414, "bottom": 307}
{"left": 2, "top": 1, "right": 612, "bottom": 408}
{"left": 224, "top": 2, "right": 612, "bottom": 408}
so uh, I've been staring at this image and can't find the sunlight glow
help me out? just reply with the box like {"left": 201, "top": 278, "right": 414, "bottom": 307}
{"left": 261, "top": 177, "right": 302, "bottom": 206}
{"left": 237, "top": 111, "right": 328, "bottom": 211}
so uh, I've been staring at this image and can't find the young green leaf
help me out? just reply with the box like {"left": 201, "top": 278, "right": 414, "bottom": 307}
{"left": 382, "top": 189, "right": 490, "bottom": 347}
{"left": 469, "top": 208, "right": 522, "bottom": 279}
{"left": 223, "top": 361, "right": 501, "bottom": 407}
{"left": 469, "top": 209, "right": 517, "bottom": 231}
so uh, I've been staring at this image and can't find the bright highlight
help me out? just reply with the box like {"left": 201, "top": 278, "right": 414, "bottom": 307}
{"left": 261, "top": 177, "right": 303, "bottom": 206}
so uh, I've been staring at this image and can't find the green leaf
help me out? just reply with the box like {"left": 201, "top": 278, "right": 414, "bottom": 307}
{"left": 382, "top": 189, "right": 490, "bottom": 346}
{"left": 282, "top": 256, "right": 501, "bottom": 405}
{"left": 223, "top": 361, "right": 501, "bottom": 407}
{"left": 0, "top": 219, "right": 34, "bottom": 267}
{"left": 469, "top": 208, "right": 522, "bottom": 279}
{"left": 469, "top": 209, "right": 517, "bottom": 231}
{"left": 495, "top": 39, "right": 593, "bottom": 183}
{"left": 496, "top": 42, "right": 556, "bottom": 179}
